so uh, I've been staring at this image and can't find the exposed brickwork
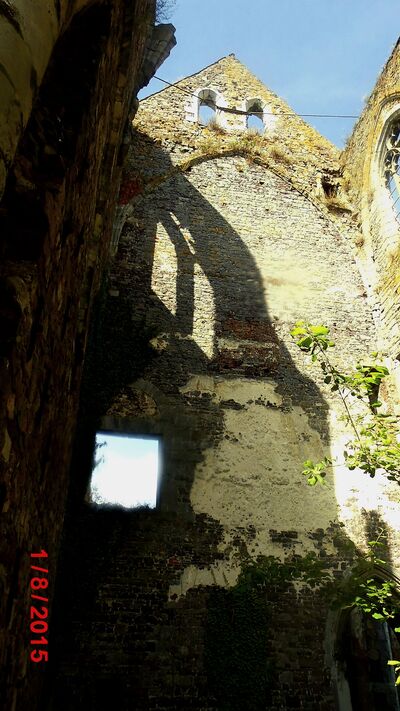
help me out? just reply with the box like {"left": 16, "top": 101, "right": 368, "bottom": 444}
{"left": 49, "top": 57, "right": 400, "bottom": 709}
{"left": 0, "top": 2, "right": 157, "bottom": 708}
{"left": 49, "top": 508, "right": 355, "bottom": 710}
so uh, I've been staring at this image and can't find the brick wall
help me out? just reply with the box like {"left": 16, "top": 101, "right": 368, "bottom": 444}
{"left": 50, "top": 57, "right": 400, "bottom": 709}
{"left": 0, "top": 2, "right": 156, "bottom": 708}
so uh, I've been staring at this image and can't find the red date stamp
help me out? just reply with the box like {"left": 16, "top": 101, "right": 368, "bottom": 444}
{"left": 29, "top": 550, "right": 49, "bottom": 662}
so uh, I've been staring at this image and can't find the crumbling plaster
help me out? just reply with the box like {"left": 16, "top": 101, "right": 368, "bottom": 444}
{"left": 112, "top": 56, "right": 400, "bottom": 599}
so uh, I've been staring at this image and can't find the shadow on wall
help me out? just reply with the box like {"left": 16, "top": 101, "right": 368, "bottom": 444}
{"left": 47, "top": 137, "right": 365, "bottom": 710}
{"left": 68, "top": 133, "right": 333, "bottom": 513}
{"left": 333, "top": 511, "right": 400, "bottom": 711}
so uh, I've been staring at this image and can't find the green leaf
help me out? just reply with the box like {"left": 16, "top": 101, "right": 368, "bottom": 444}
{"left": 387, "top": 661, "right": 400, "bottom": 666}
{"left": 309, "top": 326, "right": 330, "bottom": 336}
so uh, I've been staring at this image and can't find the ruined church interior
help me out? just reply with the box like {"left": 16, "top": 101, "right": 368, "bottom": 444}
{"left": 1, "top": 1, "right": 400, "bottom": 709}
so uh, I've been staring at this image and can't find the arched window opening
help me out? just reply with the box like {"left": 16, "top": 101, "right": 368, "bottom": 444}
{"left": 199, "top": 102, "right": 216, "bottom": 125}
{"left": 197, "top": 89, "right": 217, "bottom": 126}
{"left": 246, "top": 100, "right": 264, "bottom": 133}
{"left": 336, "top": 605, "right": 400, "bottom": 710}
{"left": 383, "top": 118, "right": 400, "bottom": 225}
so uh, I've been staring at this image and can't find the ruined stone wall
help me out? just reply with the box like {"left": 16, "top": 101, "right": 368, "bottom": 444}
{"left": 0, "top": 0, "right": 137, "bottom": 201}
{"left": 51, "top": 58, "right": 400, "bottom": 709}
{"left": 341, "top": 39, "right": 400, "bottom": 362}
{"left": 0, "top": 2, "right": 157, "bottom": 709}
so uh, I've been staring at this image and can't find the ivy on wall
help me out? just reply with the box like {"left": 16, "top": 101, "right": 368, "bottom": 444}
{"left": 205, "top": 553, "right": 331, "bottom": 710}
{"left": 290, "top": 322, "right": 400, "bottom": 684}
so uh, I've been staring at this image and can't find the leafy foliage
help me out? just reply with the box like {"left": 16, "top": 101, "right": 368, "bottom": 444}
{"left": 334, "top": 538, "right": 397, "bottom": 618}
{"left": 333, "top": 535, "right": 400, "bottom": 685}
{"left": 290, "top": 321, "right": 400, "bottom": 485}
{"left": 205, "top": 553, "right": 332, "bottom": 709}
{"left": 388, "top": 660, "right": 400, "bottom": 687}
{"left": 206, "top": 585, "right": 271, "bottom": 711}
{"left": 291, "top": 322, "right": 400, "bottom": 685}
{"left": 301, "top": 456, "right": 331, "bottom": 486}
{"left": 236, "top": 552, "right": 331, "bottom": 590}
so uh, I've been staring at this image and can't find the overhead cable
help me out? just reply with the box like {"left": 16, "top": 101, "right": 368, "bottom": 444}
{"left": 152, "top": 75, "right": 359, "bottom": 120}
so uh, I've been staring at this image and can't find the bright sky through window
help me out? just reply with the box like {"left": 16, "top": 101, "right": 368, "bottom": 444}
{"left": 199, "top": 103, "right": 215, "bottom": 125}
{"left": 247, "top": 113, "right": 264, "bottom": 132}
{"left": 90, "top": 433, "right": 159, "bottom": 508}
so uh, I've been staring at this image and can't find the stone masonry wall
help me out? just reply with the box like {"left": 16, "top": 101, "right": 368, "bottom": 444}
{"left": 51, "top": 58, "right": 400, "bottom": 709}
{"left": 341, "top": 39, "right": 400, "bottom": 361}
{"left": 0, "top": 0, "right": 134, "bottom": 201}
{"left": 0, "top": 2, "right": 156, "bottom": 709}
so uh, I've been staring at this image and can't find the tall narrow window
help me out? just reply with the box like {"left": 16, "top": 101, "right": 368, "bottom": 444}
{"left": 89, "top": 432, "right": 160, "bottom": 508}
{"left": 197, "top": 89, "right": 217, "bottom": 126}
{"left": 383, "top": 118, "right": 400, "bottom": 225}
{"left": 337, "top": 604, "right": 400, "bottom": 709}
{"left": 246, "top": 99, "right": 264, "bottom": 133}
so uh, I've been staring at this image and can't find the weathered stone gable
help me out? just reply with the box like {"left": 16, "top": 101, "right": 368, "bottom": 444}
{"left": 133, "top": 55, "right": 340, "bottom": 195}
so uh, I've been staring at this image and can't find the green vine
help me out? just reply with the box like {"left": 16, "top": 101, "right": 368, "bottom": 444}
{"left": 290, "top": 321, "right": 400, "bottom": 684}
{"left": 290, "top": 321, "right": 400, "bottom": 486}
{"left": 333, "top": 533, "right": 400, "bottom": 685}
{"left": 205, "top": 583, "right": 271, "bottom": 711}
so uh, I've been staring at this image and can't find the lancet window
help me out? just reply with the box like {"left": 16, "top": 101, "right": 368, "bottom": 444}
{"left": 383, "top": 118, "right": 400, "bottom": 225}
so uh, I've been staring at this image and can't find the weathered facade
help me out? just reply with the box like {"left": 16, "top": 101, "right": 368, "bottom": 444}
{"left": 0, "top": 2, "right": 176, "bottom": 709}
{"left": 49, "top": 50, "right": 400, "bottom": 710}
{"left": 342, "top": 38, "right": 400, "bottom": 363}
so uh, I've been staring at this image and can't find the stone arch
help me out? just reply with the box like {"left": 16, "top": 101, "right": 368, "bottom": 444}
{"left": 240, "top": 96, "right": 278, "bottom": 134}
{"left": 352, "top": 94, "right": 400, "bottom": 360}
{"left": 358, "top": 95, "right": 400, "bottom": 247}
{"left": 245, "top": 97, "right": 265, "bottom": 132}
{"left": 327, "top": 568, "right": 400, "bottom": 710}
{"left": 189, "top": 87, "right": 227, "bottom": 127}
{"left": 374, "top": 105, "right": 400, "bottom": 232}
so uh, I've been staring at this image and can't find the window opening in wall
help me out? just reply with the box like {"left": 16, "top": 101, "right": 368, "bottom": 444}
{"left": 89, "top": 433, "right": 160, "bottom": 508}
{"left": 383, "top": 119, "right": 400, "bottom": 225}
{"left": 321, "top": 177, "right": 338, "bottom": 199}
{"left": 199, "top": 101, "right": 216, "bottom": 125}
{"left": 198, "top": 89, "right": 217, "bottom": 125}
{"left": 339, "top": 605, "right": 400, "bottom": 710}
{"left": 246, "top": 101, "right": 264, "bottom": 133}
